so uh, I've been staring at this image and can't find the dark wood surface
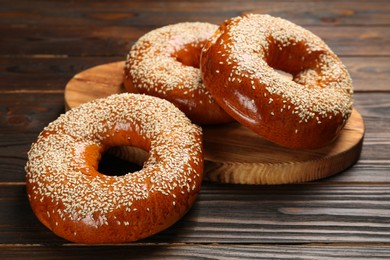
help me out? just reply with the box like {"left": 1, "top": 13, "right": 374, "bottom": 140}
{"left": 1, "top": 0, "right": 389, "bottom": 258}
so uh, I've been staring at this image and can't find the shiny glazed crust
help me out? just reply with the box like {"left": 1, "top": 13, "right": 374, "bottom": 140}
{"left": 25, "top": 93, "right": 204, "bottom": 244}
{"left": 201, "top": 14, "right": 353, "bottom": 149}
{"left": 124, "top": 22, "right": 233, "bottom": 125}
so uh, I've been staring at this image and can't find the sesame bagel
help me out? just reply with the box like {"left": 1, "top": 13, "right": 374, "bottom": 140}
{"left": 201, "top": 14, "right": 353, "bottom": 149}
{"left": 25, "top": 93, "right": 203, "bottom": 244}
{"left": 124, "top": 22, "right": 233, "bottom": 125}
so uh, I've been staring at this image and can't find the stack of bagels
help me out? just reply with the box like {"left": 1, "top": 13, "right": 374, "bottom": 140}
{"left": 25, "top": 14, "right": 353, "bottom": 244}
{"left": 124, "top": 13, "right": 353, "bottom": 149}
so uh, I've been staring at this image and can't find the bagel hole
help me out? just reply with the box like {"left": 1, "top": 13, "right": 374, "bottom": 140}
{"left": 173, "top": 43, "right": 202, "bottom": 69}
{"left": 98, "top": 146, "right": 149, "bottom": 176}
{"left": 265, "top": 38, "right": 322, "bottom": 81}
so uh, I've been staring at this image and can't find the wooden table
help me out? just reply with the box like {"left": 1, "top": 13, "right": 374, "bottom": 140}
{"left": 1, "top": 0, "right": 389, "bottom": 258}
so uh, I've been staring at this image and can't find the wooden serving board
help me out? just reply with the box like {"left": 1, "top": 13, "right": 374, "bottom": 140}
{"left": 65, "top": 61, "right": 365, "bottom": 184}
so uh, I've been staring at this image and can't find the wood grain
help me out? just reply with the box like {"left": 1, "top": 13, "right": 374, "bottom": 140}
{"left": 0, "top": 57, "right": 119, "bottom": 92}
{"left": 202, "top": 110, "right": 363, "bottom": 184}
{"left": 3, "top": 92, "right": 389, "bottom": 184}
{"left": 1, "top": 0, "right": 389, "bottom": 257}
{"left": 1, "top": 245, "right": 390, "bottom": 259}
{"left": 1, "top": 57, "right": 389, "bottom": 92}
{"left": 64, "top": 61, "right": 125, "bottom": 110}
{"left": 1, "top": 25, "right": 389, "bottom": 57}
{"left": 64, "top": 61, "right": 364, "bottom": 184}
{"left": 2, "top": 0, "right": 389, "bottom": 26}
{"left": 1, "top": 184, "right": 390, "bottom": 244}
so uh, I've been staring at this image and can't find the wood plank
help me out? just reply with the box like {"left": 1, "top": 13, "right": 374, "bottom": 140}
{"left": 342, "top": 57, "right": 390, "bottom": 92}
{"left": 1, "top": 184, "right": 390, "bottom": 244}
{"left": 0, "top": 57, "right": 389, "bottom": 92}
{"left": 313, "top": 26, "right": 390, "bottom": 56}
{"left": 1, "top": 25, "right": 389, "bottom": 57}
{"left": 0, "top": 25, "right": 148, "bottom": 57}
{"left": 245, "top": 1, "right": 390, "bottom": 26}
{"left": 0, "top": 92, "right": 390, "bottom": 183}
{"left": 0, "top": 57, "right": 119, "bottom": 92}
{"left": 139, "top": 183, "right": 390, "bottom": 244}
{"left": 2, "top": 141, "right": 390, "bottom": 184}
{"left": 1, "top": 0, "right": 389, "bottom": 26}
{"left": 0, "top": 93, "right": 64, "bottom": 133}
{"left": 1, "top": 244, "right": 390, "bottom": 259}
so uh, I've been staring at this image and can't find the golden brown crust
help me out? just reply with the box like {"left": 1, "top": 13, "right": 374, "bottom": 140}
{"left": 201, "top": 14, "right": 353, "bottom": 149}
{"left": 26, "top": 93, "right": 203, "bottom": 244}
{"left": 124, "top": 22, "right": 233, "bottom": 125}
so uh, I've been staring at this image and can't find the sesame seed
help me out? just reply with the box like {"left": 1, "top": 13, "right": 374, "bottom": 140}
{"left": 203, "top": 13, "right": 352, "bottom": 133}
{"left": 25, "top": 93, "right": 203, "bottom": 235}
{"left": 124, "top": 22, "right": 224, "bottom": 123}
